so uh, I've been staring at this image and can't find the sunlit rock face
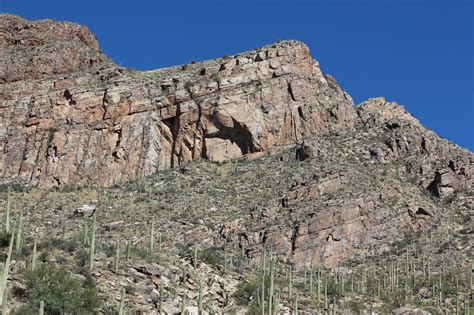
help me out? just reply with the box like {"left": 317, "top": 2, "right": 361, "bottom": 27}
{"left": 0, "top": 14, "right": 357, "bottom": 188}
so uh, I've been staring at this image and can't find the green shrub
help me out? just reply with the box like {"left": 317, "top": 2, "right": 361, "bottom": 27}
{"left": 234, "top": 275, "right": 259, "bottom": 305}
{"left": 0, "top": 184, "right": 30, "bottom": 192}
{"left": 16, "top": 263, "right": 101, "bottom": 314}
{"left": 0, "top": 230, "right": 11, "bottom": 247}
{"left": 346, "top": 300, "right": 366, "bottom": 313}
{"left": 198, "top": 247, "right": 222, "bottom": 266}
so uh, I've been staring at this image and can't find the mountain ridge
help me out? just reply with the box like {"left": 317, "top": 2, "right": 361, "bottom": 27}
{"left": 0, "top": 14, "right": 473, "bottom": 314}
{"left": 1, "top": 14, "right": 471, "bottom": 190}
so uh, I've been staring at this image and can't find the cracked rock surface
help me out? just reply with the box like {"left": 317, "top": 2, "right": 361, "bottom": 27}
{"left": 1, "top": 14, "right": 357, "bottom": 188}
{"left": 0, "top": 14, "right": 472, "bottom": 314}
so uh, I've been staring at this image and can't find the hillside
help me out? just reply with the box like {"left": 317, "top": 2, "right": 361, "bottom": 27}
{"left": 0, "top": 14, "right": 472, "bottom": 314}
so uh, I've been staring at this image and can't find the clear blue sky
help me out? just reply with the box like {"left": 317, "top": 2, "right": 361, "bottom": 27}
{"left": 2, "top": 0, "right": 473, "bottom": 150}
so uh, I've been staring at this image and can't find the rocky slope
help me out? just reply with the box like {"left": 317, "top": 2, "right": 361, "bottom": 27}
{"left": 0, "top": 14, "right": 473, "bottom": 314}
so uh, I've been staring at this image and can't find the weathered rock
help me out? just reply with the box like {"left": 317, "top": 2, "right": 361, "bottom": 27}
{"left": 0, "top": 15, "right": 357, "bottom": 188}
{"left": 428, "top": 167, "right": 461, "bottom": 198}
{"left": 295, "top": 141, "right": 318, "bottom": 161}
{"left": 232, "top": 129, "right": 467, "bottom": 269}
{"left": 73, "top": 204, "right": 97, "bottom": 217}
{"left": 1, "top": 14, "right": 473, "bottom": 279}
{"left": 219, "top": 218, "right": 246, "bottom": 239}
{"left": 393, "top": 306, "right": 431, "bottom": 315}
{"left": 357, "top": 97, "right": 421, "bottom": 127}
{"left": 0, "top": 14, "right": 111, "bottom": 83}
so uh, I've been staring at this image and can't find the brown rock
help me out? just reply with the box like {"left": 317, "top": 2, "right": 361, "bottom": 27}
{"left": 0, "top": 14, "right": 111, "bottom": 83}
{"left": 0, "top": 15, "right": 357, "bottom": 188}
{"left": 295, "top": 142, "right": 318, "bottom": 161}
{"left": 428, "top": 167, "right": 461, "bottom": 198}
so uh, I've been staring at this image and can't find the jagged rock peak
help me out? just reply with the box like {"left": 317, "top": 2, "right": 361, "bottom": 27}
{"left": 358, "top": 97, "right": 421, "bottom": 127}
{"left": 0, "top": 14, "right": 111, "bottom": 83}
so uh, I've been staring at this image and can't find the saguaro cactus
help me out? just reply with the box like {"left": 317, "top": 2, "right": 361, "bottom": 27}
{"left": 158, "top": 233, "right": 162, "bottom": 253}
{"left": 15, "top": 208, "right": 23, "bottom": 255}
{"left": 4, "top": 189, "right": 10, "bottom": 233}
{"left": 1, "top": 286, "right": 7, "bottom": 315}
{"left": 31, "top": 237, "right": 37, "bottom": 271}
{"left": 125, "top": 240, "right": 131, "bottom": 264}
{"left": 294, "top": 294, "right": 298, "bottom": 315}
{"left": 83, "top": 224, "right": 89, "bottom": 246}
{"left": 180, "top": 294, "right": 186, "bottom": 315}
{"left": 198, "top": 281, "right": 203, "bottom": 315}
{"left": 222, "top": 239, "right": 228, "bottom": 273}
{"left": 114, "top": 240, "right": 120, "bottom": 273}
{"left": 288, "top": 266, "right": 293, "bottom": 300}
{"left": 159, "top": 285, "right": 164, "bottom": 315}
{"left": 0, "top": 232, "right": 14, "bottom": 308}
{"left": 89, "top": 213, "right": 96, "bottom": 271}
{"left": 260, "top": 271, "right": 265, "bottom": 315}
{"left": 149, "top": 217, "right": 155, "bottom": 256}
{"left": 268, "top": 259, "right": 275, "bottom": 315}
{"left": 118, "top": 288, "right": 125, "bottom": 315}
{"left": 194, "top": 246, "right": 198, "bottom": 269}
{"left": 470, "top": 259, "right": 473, "bottom": 289}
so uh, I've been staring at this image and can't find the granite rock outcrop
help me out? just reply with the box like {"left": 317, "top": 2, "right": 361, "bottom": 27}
{"left": 1, "top": 15, "right": 473, "bottom": 272}
{"left": 1, "top": 14, "right": 358, "bottom": 188}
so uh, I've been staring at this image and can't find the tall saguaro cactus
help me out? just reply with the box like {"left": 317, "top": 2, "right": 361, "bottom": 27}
{"left": 198, "top": 281, "right": 203, "bottom": 315}
{"left": 89, "top": 213, "right": 97, "bottom": 271}
{"left": 15, "top": 208, "right": 23, "bottom": 255}
{"left": 114, "top": 240, "right": 120, "bottom": 273}
{"left": 39, "top": 301, "right": 44, "bottom": 315}
{"left": 0, "top": 231, "right": 14, "bottom": 308}
{"left": 224, "top": 239, "right": 228, "bottom": 273}
{"left": 288, "top": 266, "right": 293, "bottom": 300}
{"left": 149, "top": 216, "right": 155, "bottom": 256}
{"left": 118, "top": 288, "right": 125, "bottom": 315}
{"left": 4, "top": 189, "right": 10, "bottom": 233}
{"left": 125, "top": 240, "right": 131, "bottom": 264}
{"left": 159, "top": 285, "right": 163, "bottom": 315}
{"left": 31, "top": 237, "right": 37, "bottom": 271}
{"left": 268, "top": 258, "right": 275, "bottom": 315}
{"left": 1, "top": 286, "right": 7, "bottom": 315}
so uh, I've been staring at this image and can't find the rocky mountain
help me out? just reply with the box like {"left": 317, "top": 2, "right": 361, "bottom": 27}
{"left": 0, "top": 14, "right": 472, "bottom": 314}
{"left": 1, "top": 14, "right": 358, "bottom": 187}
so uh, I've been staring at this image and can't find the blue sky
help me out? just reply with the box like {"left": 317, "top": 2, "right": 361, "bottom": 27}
{"left": 2, "top": 0, "right": 473, "bottom": 150}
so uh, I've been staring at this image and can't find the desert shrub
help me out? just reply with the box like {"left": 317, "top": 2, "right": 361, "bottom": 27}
{"left": 0, "top": 184, "right": 30, "bottom": 192}
{"left": 15, "top": 263, "right": 100, "bottom": 314}
{"left": 346, "top": 300, "right": 366, "bottom": 313}
{"left": 198, "top": 246, "right": 222, "bottom": 266}
{"left": 0, "top": 229, "right": 12, "bottom": 247}
{"left": 234, "top": 276, "right": 262, "bottom": 315}
{"left": 246, "top": 303, "right": 262, "bottom": 315}
{"left": 38, "top": 237, "right": 79, "bottom": 253}
{"left": 234, "top": 275, "right": 259, "bottom": 305}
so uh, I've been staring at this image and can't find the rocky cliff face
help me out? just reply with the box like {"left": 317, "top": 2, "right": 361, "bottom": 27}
{"left": 1, "top": 14, "right": 473, "bottom": 265}
{"left": 1, "top": 15, "right": 473, "bottom": 313}
{"left": 1, "top": 14, "right": 357, "bottom": 188}
{"left": 219, "top": 99, "right": 473, "bottom": 267}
